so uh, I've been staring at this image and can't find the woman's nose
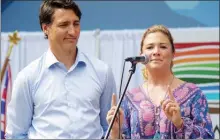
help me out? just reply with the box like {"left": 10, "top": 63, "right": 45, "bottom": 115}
{"left": 152, "top": 47, "right": 160, "bottom": 56}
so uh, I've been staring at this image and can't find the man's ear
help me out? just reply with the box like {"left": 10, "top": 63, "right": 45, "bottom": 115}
{"left": 42, "top": 24, "right": 49, "bottom": 35}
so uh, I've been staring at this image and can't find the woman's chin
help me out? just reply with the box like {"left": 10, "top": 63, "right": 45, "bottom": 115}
{"left": 148, "top": 65, "right": 165, "bottom": 71}
{"left": 150, "top": 64, "right": 163, "bottom": 68}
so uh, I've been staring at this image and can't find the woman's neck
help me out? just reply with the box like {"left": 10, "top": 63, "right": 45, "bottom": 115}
{"left": 147, "top": 70, "right": 174, "bottom": 86}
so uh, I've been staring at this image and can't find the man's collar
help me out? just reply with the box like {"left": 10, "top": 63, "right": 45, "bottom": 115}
{"left": 45, "top": 47, "right": 87, "bottom": 69}
{"left": 45, "top": 48, "right": 59, "bottom": 68}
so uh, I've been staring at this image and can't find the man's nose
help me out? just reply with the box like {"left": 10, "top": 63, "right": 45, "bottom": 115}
{"left": 68, "top": 25, "right": 76, "bottom": 35}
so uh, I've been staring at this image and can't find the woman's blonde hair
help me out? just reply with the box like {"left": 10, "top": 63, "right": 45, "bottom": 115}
{"left": 141, "top": 25, "right": 175, "bottom": 80}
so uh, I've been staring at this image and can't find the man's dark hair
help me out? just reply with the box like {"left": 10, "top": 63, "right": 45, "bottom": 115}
{"left": 39, "top": 0, "right": 82, "bottom": 39}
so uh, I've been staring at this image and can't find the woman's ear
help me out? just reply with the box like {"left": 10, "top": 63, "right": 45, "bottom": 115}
{"left": 172, "top": 52, "right": 175, "bottom": 59}
{"left": 140, "top": 49, "right": 143, "bottom": 56}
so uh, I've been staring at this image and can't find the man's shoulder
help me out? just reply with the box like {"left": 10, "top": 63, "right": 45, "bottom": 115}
{"left": 81, "top": 52, "right": 109, "bottom": 71}
{"left": 17, "top": 53, "right": 46, "bottom": 81}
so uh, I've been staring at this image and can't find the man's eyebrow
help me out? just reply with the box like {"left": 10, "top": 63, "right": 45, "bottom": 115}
{"left": 74, "top": 20, "right": 80, "bottom": 23}
{"left": 59, "top": 21, "right": 70, "bottom": 24}
{"left": 58, "top": 19, "right": 80, "bottom": 24}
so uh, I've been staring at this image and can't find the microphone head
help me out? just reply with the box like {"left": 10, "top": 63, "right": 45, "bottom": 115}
{"left": 142, "top": 54, "right": 149, "bottom": 65}
{"left": 125, "top": 55, "right": 149, "bottom": 64}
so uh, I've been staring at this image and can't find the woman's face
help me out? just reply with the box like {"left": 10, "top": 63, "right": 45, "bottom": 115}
{"left": 141, "top": 32, "right": 174, "bottom": 71}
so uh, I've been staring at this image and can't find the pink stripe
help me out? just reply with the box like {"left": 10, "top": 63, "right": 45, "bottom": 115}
{"left": 175, "top": 42, "right": 220, "bottom": 49}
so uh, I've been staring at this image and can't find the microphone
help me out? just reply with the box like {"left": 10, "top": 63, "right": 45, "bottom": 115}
{"left": 125, "top": 55, "right": 149, "bottom": 64}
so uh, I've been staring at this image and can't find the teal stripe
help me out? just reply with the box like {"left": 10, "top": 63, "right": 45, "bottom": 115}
{"left": 205, "top": 93, "right": 220, "bottom": 100}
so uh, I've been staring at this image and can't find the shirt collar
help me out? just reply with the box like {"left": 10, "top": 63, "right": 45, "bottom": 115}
{"left": 75, "top": 48, "right": 87, "bottom": 66}
{"left": 45, "top": 47, "right": 87, "bottom": 69}
{"left": 45, "top": 48, "right": 59, "bottom": 68}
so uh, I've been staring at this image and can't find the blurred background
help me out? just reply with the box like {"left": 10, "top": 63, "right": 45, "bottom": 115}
{"left": 1, "top": 0, "right": 219, "bottom": 139}
{"left": 1, "top": 1, "right": 219, "bottom": 31}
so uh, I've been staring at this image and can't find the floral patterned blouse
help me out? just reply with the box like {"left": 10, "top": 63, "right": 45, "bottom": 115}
{"left": 121, "top": 82, "right": 214, "bottom": 139}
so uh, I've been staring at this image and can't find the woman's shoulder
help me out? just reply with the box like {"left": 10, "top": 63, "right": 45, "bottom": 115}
{"left": 127, "top": 86, "right": 142, "bottom": 94}
{"left": 173, "top": 78, "right": 201, "bottom": 91}
{"left": 125, "top": 86, "right": 146, "bottom": 102}
{"left": 173, "top": 79, "right": 203, "bottom": 103}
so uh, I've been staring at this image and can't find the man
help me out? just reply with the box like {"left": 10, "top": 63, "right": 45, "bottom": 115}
{"left": 6, "top": 0, "right": 116, "bottom": 139}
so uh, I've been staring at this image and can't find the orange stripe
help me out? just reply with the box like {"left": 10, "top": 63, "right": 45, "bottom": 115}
{"left": 174, "top": 57, "right": 219, "bottom": 64}
{"left": 175, "top": 49, "right": 219, "bottom": 57}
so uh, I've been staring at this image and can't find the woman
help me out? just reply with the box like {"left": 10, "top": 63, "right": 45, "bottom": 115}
{"left": 106, "top": 25, "right": 214, "bottom": 139}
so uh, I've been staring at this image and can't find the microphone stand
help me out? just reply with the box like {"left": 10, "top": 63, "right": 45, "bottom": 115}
{"left": 104, "top": 62, "right": 137, "bottom": 139}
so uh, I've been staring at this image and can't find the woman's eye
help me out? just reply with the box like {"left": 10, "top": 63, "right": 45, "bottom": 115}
{"left": 146, "top": 46, "right": 153, "bottom": 49}
{"left": 160, "top": 46, "right": 167, "bottom": 49}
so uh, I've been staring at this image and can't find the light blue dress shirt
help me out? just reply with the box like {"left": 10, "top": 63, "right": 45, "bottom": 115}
{"left": 5, "top": 48, "right": 116, "bottom": 139}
